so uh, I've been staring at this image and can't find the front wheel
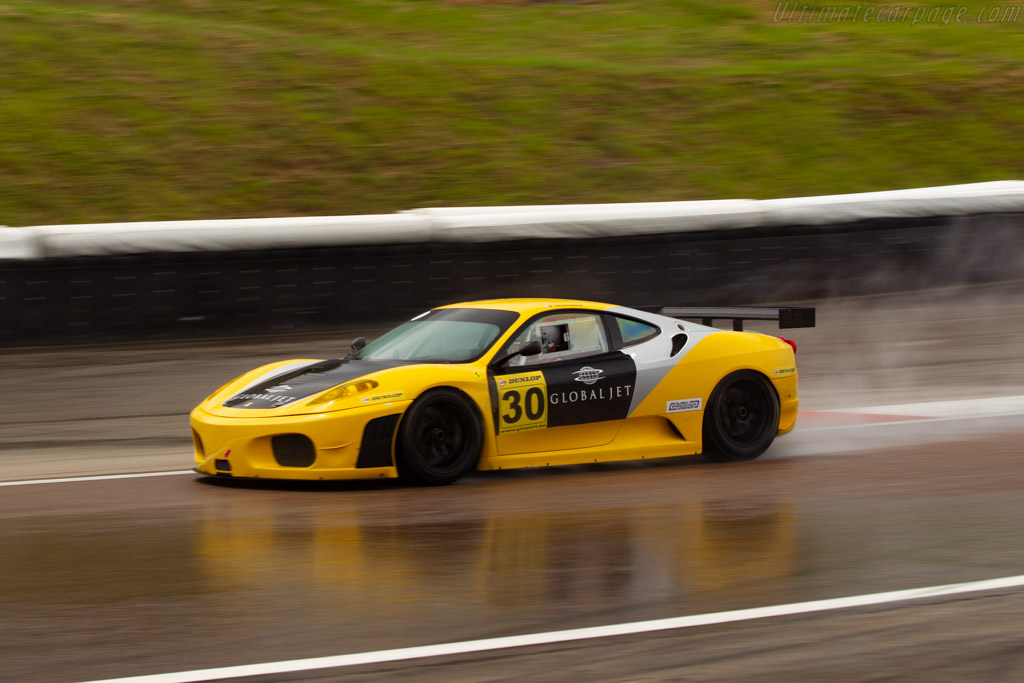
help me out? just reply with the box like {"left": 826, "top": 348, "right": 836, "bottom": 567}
{"left": 702, "top": 371, "right": 780, "bottom": 462}
{"left": 396, "top": 388, "right": 482, "bottom": 485}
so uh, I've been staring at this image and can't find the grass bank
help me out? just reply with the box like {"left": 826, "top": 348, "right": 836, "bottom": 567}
{"left": 1, "top": 0, "right": 1023, "bottom": 225}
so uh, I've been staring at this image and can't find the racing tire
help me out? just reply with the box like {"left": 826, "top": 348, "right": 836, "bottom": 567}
{"left": 702, "top": 371, "right": 780, "bottom": 462}
{"left": 396, "top": 388, "right": 482, "bottom": 485}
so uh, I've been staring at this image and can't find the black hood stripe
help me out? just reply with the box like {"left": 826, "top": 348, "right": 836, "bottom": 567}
{"left": 223, "top": 358, "right": 404, "bottom": 409}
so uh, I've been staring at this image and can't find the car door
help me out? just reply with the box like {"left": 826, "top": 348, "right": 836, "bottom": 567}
{"left": 490, "top": 310, "right": 637, "bottom": 455}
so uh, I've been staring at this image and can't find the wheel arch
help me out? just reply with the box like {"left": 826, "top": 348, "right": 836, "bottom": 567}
{"left": 699, "top": 367, "right": 782, "bottom": 462}
{"left": 399, "top": 384, "right": 487, "bottom": 430}
{"left": 393, "top": 385, "right": 488, "bottom": 485}
{"left": 702, "top": 367, "right": 780, "bottom": 414}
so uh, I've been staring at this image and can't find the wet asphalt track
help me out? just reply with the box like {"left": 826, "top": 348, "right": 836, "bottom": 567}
{"left": 2, "top": 282, "right": 1024, "bottom": 682}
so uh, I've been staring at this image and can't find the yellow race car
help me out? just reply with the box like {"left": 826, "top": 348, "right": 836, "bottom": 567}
{"left": 190, "top": 299, "right": 814, "bottom": 485}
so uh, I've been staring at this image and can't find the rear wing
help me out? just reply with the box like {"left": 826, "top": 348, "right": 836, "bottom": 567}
{"left": 659, "top": 306, "right": 816, "bottom": 332}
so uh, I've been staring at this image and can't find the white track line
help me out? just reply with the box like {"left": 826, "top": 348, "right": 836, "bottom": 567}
{"left": 81, "top": 573, "right": 1024, "bottom": 683}
{"left": 835, "top": 394, "right": 1024, "bottom": 418}
{"left": 0, "top": 471, "right": 194, "bottom": 487}
{"left": 802, "top": 411, "right": 1024, "bottom": 432}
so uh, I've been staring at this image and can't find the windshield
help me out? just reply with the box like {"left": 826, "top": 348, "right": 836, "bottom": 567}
{"left": 352, "top": 307, "right": 520, "bottom": 363}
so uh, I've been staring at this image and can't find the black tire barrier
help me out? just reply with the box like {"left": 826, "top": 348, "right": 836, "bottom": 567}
{"left": 1, "top": 213, "right": 1021, "bottom": 347}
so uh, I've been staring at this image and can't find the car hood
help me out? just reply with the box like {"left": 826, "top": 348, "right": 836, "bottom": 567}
{"left": 194, "top": 357, "right": 486, "bottom": 419}
{"left": 196, "top": 357, "right": 416, "bottom": 418}
{"left": 220, "top": 358, "right": 404, "bottom": 410}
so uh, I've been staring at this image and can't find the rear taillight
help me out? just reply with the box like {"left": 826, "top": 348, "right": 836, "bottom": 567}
{"left": 780, "top": 337, "right": 797, "bottom": 353}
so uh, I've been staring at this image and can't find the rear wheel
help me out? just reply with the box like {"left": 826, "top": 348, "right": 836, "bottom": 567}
{"left": 396, "top": 388, "right": 482, "bottom": 485}
{"left": 702, "top": 371, "right": 779, "bottom": 462}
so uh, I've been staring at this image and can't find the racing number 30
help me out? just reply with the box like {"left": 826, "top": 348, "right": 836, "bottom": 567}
{"left": 496, "top": 374, "right": 548, "bottom": 434}
{"left": 504, "top": 387, "right": 544, "bottom": 423}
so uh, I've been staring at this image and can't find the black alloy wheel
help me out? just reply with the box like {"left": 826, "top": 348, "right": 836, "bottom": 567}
{"left": 396, "top": 388, "right": 482, "bottom": 485}
{"left": 702, "top": 370, "right": 780, "bottom": 462}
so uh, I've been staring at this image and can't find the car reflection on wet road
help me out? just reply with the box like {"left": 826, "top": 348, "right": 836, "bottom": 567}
{"left": 2, "top": 433, "right": 1023, "bottom": 682}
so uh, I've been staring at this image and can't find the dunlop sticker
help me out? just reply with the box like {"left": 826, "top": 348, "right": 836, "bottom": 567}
{"left": 361, "top": 392, "right": 404, "bottom": 403}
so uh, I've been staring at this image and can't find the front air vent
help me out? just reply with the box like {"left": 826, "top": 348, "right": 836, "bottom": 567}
{"left": 192, "top": 430, "right": 205, "bottom": 457}
{"left": 271, "top": 434, "right": 316, "bottom": 468}
{"left": 357, "top": 414, "right": 401, "bottom": 468}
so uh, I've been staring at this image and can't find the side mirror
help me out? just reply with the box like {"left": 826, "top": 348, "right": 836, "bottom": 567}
{"left": 351, "top": 336, "right": 366, "bottom": 352}
{"left": 491, "top": 339, "right": 542, "bottom": 367}
{"left": 519, "top": 340, "right": 542, "bottom": 357}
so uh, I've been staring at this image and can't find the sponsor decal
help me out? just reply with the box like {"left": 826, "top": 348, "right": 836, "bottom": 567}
{"left": 266, "top": 385, "right": 292, "bottom": 393}
{"left": 666, "top": 398, "right": 702, "bottom": 413}
{"left": 497, "top": 374, "right": 542, "bottom": 390}
{"left": 550, "top": 384, "right": 632, "bottom": 405}
{"left": 772, "top": 366, "right": 796, "bottom": 378}
{"left": 495, "top": 373, "right": 548, "bottom": 435}
{"left": 228, "top": 392, "right": 298, "bottom": 406}
{"left": 505, "top": 374, "right": 542, "bottom": 385}
{"left": 361, "top": 392, "right": 404, "bottom": 403}
{"left": 495, "top": 356, "right": 639, "bottom": 434}
{"left": 572, "top": 366, "right": 605, "bottom": 385}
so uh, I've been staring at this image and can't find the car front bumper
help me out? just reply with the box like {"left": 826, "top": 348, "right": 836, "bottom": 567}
{"left": 190, "top": 400, "right": 412, "bottom": 480}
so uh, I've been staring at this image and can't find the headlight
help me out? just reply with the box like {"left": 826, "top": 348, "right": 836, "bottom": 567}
{"left": 308, "top": 379, "right": 379, "bottom": 406}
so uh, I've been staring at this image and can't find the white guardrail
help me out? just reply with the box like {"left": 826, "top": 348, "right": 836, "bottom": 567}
{"left": 2, "top": 181, "right": 1024, "bottom": 260}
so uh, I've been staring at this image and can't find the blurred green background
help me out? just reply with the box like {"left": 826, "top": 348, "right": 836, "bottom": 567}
{"left": 1, "top": 0, "right": 1022, "bottom": 225}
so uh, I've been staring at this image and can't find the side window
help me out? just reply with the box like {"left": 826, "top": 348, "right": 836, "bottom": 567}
{"left": 508, "top": 312, "right": 609, "bottom": 366}
{"left": 612, "top": 315, "right": 659, "bottom": 347}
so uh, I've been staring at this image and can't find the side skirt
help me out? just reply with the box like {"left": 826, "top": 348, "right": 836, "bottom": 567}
{"left": 477, "top": 417, "right": 698, "bottom": 471}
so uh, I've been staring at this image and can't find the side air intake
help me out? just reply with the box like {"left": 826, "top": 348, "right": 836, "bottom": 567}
{"left": 670, "top": 333, "right": 688, "bottom": 357}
